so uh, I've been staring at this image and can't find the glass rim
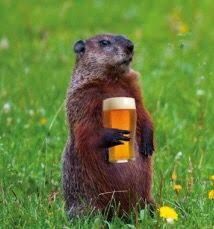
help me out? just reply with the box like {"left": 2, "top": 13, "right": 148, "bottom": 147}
{"left": 103, "top": 97, "right": 136, "bottom": 111}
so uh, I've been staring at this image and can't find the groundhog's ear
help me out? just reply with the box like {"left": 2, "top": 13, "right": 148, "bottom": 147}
{"left": 73, "top": 40, "right": 85, "bottom": 54}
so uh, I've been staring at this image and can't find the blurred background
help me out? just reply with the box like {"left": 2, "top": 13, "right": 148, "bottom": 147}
{"left": 0, "top": 0, "right": 213, "bottom": 227}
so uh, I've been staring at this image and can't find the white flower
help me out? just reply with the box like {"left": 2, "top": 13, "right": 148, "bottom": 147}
{"left": 0, "top": 37, "right": 9, "bottom": 50}
{"left": 196, "top": 89, "right": 205, "bottom": 96}
{"left": 28, "top": 109, "right": 35, "bottom": 116}
{"left": 199, "top": 75, "right": 205, "bottom": 80}
{"left": 166, "top": 218, "right": 175, "bottom": 224}
{"left": 39, "top": 108, "right": 46, "bottom": 115}
{"left": 24, "top": 67, "right": 30, "bottom": 75}
{"left": 24, "top": 124, "right": 30, "bottom": 129}
{"left": 175, "top": 151, "right": 182, "bottom": 160}
{"left": 3, "top": 103, "right": 11, "bottom": 113}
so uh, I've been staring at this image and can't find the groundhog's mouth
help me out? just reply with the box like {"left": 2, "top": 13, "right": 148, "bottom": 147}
{"left": 119, "top": 57, "right": 133, "bottom": 65}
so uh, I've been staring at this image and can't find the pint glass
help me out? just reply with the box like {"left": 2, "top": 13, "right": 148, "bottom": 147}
{"left": 103, "top": 97, "right": 136, "bottom": 163}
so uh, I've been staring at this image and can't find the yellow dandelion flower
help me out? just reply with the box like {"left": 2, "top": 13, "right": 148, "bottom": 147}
{"left": 208, "top": 190, "right": 214, "bottom": 199}
{"left": 210, "top": 175, "right": 214, "bottom": 182}
{"left": 168, "top": 9, "right": 189, "bottom": 35}
{"left": 159, "top": 206, "right": 178, "bottom": 223}
{"left": 171, "top": 169, "right": 177, "bottom": 181}
{"left": 39, "top": 117, "right": 48, "bottom": 126}
{"left": 173, "top": 184, "right": 182, "bottom": 193}
{"left": 178, "top": 22, "right": 189, "bottom": 34}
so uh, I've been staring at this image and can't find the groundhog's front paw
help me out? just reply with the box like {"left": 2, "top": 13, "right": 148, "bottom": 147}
{"left": 140, "top": 141, "right": 154, "bottom": 157}
{"left": 101, "top": 128, "right": 130, "bottom": 148}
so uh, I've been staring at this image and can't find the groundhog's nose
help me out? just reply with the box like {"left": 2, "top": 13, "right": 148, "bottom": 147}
{"left": 127, "top": 40, "right": 134, "bottom": 53}
{"left": 115, "top": 35, "right": 134, "bottom": 53}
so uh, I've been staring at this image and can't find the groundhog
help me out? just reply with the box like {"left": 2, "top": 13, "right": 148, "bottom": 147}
{"left": 62, "top": 34, "right": 155, "bottom": 219}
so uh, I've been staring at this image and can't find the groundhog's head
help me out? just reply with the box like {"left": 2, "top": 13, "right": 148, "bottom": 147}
{"left": 73, "top": 34, "right": 134, "bottom": 75}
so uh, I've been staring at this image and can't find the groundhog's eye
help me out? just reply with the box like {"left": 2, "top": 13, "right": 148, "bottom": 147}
{"left": 99, "top": 40, "right": 111, "bottom": 47}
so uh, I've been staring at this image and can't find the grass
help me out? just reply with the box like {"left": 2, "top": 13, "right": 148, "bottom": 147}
{"left": 0, "top": 0, "right": 213, "bottom": 228}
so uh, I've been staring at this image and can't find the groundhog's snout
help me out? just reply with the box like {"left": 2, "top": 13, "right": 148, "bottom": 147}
{"left": 115, "top": 35, "right": 134, "bottom": 54}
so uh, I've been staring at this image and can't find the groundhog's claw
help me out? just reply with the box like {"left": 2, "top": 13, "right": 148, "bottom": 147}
{"left": 140, "top": 142, "right": 154, "bottom": 156}
{"left": 101, "top": 128, "right": 130, "bottom": 148}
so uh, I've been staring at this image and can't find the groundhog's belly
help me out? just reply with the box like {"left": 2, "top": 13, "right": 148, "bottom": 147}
{"left": 102, "top": 155, "right": 143, "bottom": 187}
{"left": 91, "top": 154, "right": 148, "bottom": 212}
{"left": 93, "top": 146, "right": 143, "bottom": 185}
{"left": 86, "top": 139, "right": 144, "bottom": 191}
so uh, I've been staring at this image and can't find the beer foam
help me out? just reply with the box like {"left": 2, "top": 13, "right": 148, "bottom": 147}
{"left": 103, "top": 97, "right": 136, "bottom": 111}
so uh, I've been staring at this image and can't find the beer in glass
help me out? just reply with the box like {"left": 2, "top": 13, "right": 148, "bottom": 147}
{"left": 103, "top": 97, "right": 136, "bottom": 163}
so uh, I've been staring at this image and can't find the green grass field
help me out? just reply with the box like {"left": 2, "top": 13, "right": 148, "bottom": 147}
{"left": 1, "top": 0, "right": 213, "bottom": 228}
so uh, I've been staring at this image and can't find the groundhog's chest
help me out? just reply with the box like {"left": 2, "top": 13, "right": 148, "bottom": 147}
{"left": 102, "top": 83, "right": 132, "bottom": 98}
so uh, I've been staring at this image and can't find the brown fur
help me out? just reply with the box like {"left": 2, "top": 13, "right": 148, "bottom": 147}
{"left": 62, "top": 34, "right": 154, "bottom": 218}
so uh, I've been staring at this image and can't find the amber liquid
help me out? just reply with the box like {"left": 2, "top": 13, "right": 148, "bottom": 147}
{"left": 103, "top": 109, "right": 136, "bottom": 163}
